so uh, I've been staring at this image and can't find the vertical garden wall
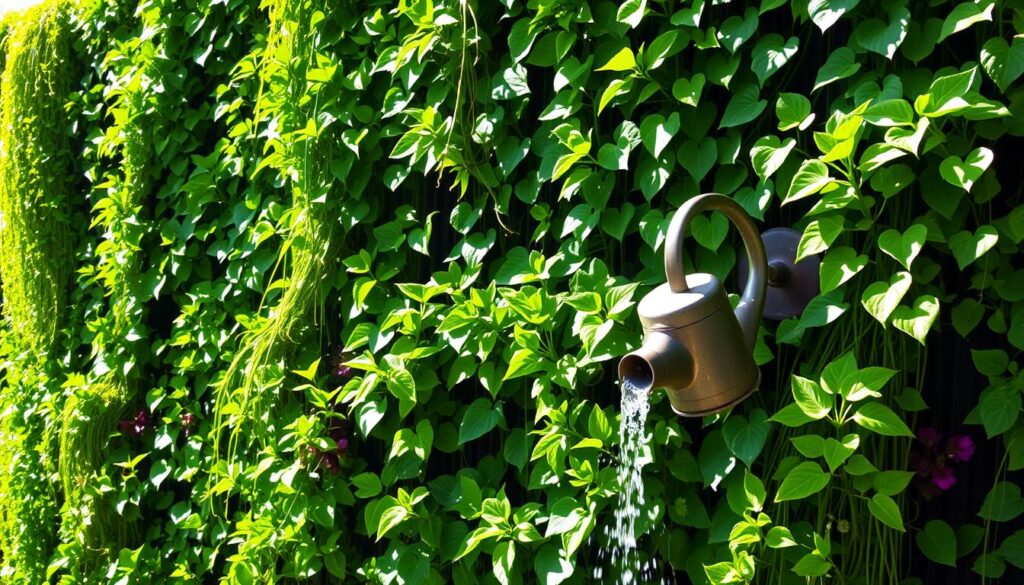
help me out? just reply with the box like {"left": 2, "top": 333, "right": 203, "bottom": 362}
{"left": 0, "top": 0, "right": 1021, "bottom": 583}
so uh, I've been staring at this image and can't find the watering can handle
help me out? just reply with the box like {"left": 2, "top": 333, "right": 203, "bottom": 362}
{"left": 665, "top": 193, "right": 768, "bottom": 350}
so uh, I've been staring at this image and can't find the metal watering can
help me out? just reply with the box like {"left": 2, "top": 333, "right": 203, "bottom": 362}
{"left": 618, "top": 193, "right": 769, "bottom": 417}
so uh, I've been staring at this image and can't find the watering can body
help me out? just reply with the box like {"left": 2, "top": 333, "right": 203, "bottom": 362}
{"left": 618, "top": 194, "right": 767, "bottom": 417}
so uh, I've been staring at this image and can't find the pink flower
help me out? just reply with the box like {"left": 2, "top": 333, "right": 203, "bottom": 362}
{"left": 947, "top": 435, "right": 975, "bottom": 462}
{"left": 931, "top": 466, "right": 957, "bottom": 491}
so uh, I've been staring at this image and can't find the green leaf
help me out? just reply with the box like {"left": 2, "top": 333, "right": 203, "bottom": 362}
{"left": 980, "top": 385, "right": 1021, "bottom": 438}
{"left": 948, "top": 225, "right": 999, "bottom": 269}
{"left": 845, "top": 367, "right": 897, "bottom": 401}
{"left": 492, "top": 541, "right": 516, "bottom": 585}
{"left": 844, "top": 454, "right": 878, "bottom": 475}
{"left": 777, "top": 93, "right": 814, "bottom": 131}
{"left": 459, "top": 399, "right": 502, "bottom": 444}
{"left": 851, "top": 402, "right": 914, "bottom": 437}
{"left": 808, "top": 0, "right": 861, "bottom": 32}
{"left": 979, "top": 482, "right": 1024, "bottom": 522}
{"left": 796, "top": 215, "right": 844, "bottom": 262}
{"left": 814, "top": 48, "right": 861, "bottom": 91}
{"left": 352, "top": 472, "right": 383, "bottom": 498}
{"left": 972, "top": 349, "right": 1009, "bottom": 376}
{"left": 775, "top": 461, "right": 831, "bottom": 502}
{"left": 791, "top": 375, "right": 832, "bottom": 419}
{"left": 973, "top": 553, "right": 1006, "bottom": 579}
{"left": 916, "top": 67, "right": 979, "bottom": 118}
{"left": 640, "top": 112, "right": 680, "bottom": 158}
{"left": 819, "top": 247, "right": 868, "bottom": 293}
{"left": 769, "top": 403, "right": 816, "bottom": 427}
{"left": 598, "top": 77, "right": 633, "bottom": 115}
{"left": 917, "top": 520, "right": 957, "bottom": 567}
{"left": 784, "top": 160, "right": 833, "bottom": 204}
{"left": 792, "top": 553, "right": 832, "bottom": 577}
{"left": 617, "top": 0, "right": 647, "bottom": 28}
{"left": 719, "top": 83, "right": 768, "bottom": 129}
{"left": 751, "top": 34, "right": 799, "bottom": 85}
{"left": 376, "top": 505, "right": 410, "bottom": 540}
{"left": 750, "top": 135, "right": 796, "bottom": 181}
{"left": 868, "top": 493, "right": 905, "bottom": 531}
{"left": 940, "top": 147, "right": 994, "bottom": 192}
{"left": 891, "top": 295, "right": 940, "bottom": 344}
{"left": 853, "top": 7, "right": 910, "bottom": 59}
{"left": 861, "top": 271, "right": 912, "bottom": 324}
{"left": 690, "top": 213, "right": 729, "bottom": 251}
{"left": 722, "top": 409, "right": 771, "bottom": 466}
{"left": 873, "top": 470, "right": 914, "bottom": 496}
{"left": 938, "top": 0, "right": 995, "bottom": 43}
{"left": 672, "top": 74, "right": 706, "bottom": 107}
{"left": 952, "top": 298, "right": 985, "bottom": 337}
{"left": 823, "top": 435, "right": 859, "bottom": 472}
{"left": 534, "top": 543, "right": 574, "bottom": 585}
{"left": 870, "top": 164, "right": 915, "bottom": 198}
{"left": 864, "top": 99, "right": 914, "bottom": 127}
{"left": 596, "top": 47, "right": 637, "bottom": 72}
{"left": 981, "top": 37, "right": 1024, "bottom": 92}
{"left": 877, "top": 224, "right": 927, "bottom": 270}
{"left": 717, "top": 8, "right": 759, "bottom": 53}
{"left": 679, "top": 137, "right": 718, "bottom": 183}
{"left": 997, "top": 530, "right": 1024, "bottom": 569}
{"left": 766, "top": 526, "right": 798, "bottom": 548}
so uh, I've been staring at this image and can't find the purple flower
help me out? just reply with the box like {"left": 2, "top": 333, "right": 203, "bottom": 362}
{"left": 931, "top": 466, "right": 957, "bottom": 491}
{"left": 918, "top": 427, "right": 942, "bottom": 448}
{"left": 336, "top": 437, "right": 349, "bottom": 452}
{"left": 947, "top": 435, "right": 975, "bottom": 462}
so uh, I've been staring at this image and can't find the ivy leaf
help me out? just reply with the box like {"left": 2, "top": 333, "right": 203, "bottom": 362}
{"left": 640, "top": 112, "right": 680, "bottom": 158}
{"left": 938, "top": 0, "right": 995, "bottom": 43}
{"left": 775, "top": 461, "right": 831, "bottom": 502}
{"left": 873, "top": 470, "right": 914, "bottom": 495}
{"left": 863, "top": 99, "right": 914, "bottom": 126}
{"left": 870, "top": 164, "right": 915, "bottom": 198}
{"left": 854, "top": 6, "right": 910, "bottom": 60}
{"left": 980, "top": 385, "right": 1021, "bottom": 438}
{"left": 892, "top": 295, "right": 940, "bottom": 344}
{"left": 376, "top": 505, "right": 410, "bottom": 541}
{"left": 949, "top": 225, "right": 999, "bottom": 269}
{"left": 861, "top": 271, "right": 912, "bottom": 324}
{"left": 796, "top": 215, "right": 844, "bottom": 262}
{"left": 534, "top": 543, "right": 574, "bottom": 584}
{"left": 979, "top": 482, "right": 1024, "bottom": 522}
{"left": 998, "top": 530, "right": 1024, "bottom": 569}
{"left": 792, "top": 553, "right": 832, "bottom": 577}
{"left": 784, "top": 160, "right": 833, "bottom": 204}
{"left": 751, "top": 34, "right": 799, "bottom": 85}
{"left": 813, "top": 48, "right": 861, "bottom": 91}
{"left": 722, "top": 409, "right": 771, "bottom": 466}
{"left": 750, "top": 135, "right": 796, "bottom": 181}
{"left": 972, "top": 349, "right": 1009, "bottom": 377}
{"left": 868, "top": 493, "right": 905, "bottom": 531}
{"left": 819, "top": 246, "right": 868, "bottom": 293}
{"left": 877, "top": 224, "right": 927, "bottom": 270}
{"left": 981, "top": 37, "right": 1024, "bottom": 93}
{"left": 717, "top": 8, "right": 759, "bottom": 53}
{"left": 672, "top": 74, "right": 706, "bottom": 107}
{"left": 766, "top": 526, "right": 798, "bottom": 548}
{"left": 952, "top": 298, "right": 985, "bottom": 337}
{"left": 769, "top": 403, "right": 815, "bottom": 427}
{"left": 851, "top": 402, "right": 914, "bottom": 437}
{"left": 808, "top": 0, "right": 861, "bottom": 32}
{"left": 777, "top": 93, "right": 814, "bottom": 131}
{"left": 679, "top": 137, "right": 718, "bottom": 183}
{"left": 915, "top": 67, "right": 979, "bottom": 118}
{"left": 459, "top": 399, "right": 502, "bottom": 444}
{"left": 690, "top": 213, "right": 728, "bottom": 251}
{"left": 822, "top": 435, "right": 858, "bottom": 472}
{"left": 917, "top": 520, "right": 957, "bottom": 567}
{"left": 596, "top": 47, "right": 637, "bottom": 72}
{"left": 940, "top": 147, "right": 994, "bottom": 192}
{"left": 719, "top": 83, "right": 767, "bottom": 129}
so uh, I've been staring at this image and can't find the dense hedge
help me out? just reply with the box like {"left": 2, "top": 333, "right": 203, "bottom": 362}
{"left": 0, "top": 0, "right": 1022, "bottom": 583}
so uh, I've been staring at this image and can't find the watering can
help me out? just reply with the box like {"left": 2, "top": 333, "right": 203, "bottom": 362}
{"left": 618, "top": 193, "right": 769, "bottom": 417}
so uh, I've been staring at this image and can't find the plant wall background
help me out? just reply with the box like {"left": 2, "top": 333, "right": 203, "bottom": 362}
{"left": 0, "top": 0, "right": 1021, "bottom": 583}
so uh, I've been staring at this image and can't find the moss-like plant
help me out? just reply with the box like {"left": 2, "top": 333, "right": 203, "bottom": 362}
{"left": 0, "top": 1, "right": 79, "bottom": 581}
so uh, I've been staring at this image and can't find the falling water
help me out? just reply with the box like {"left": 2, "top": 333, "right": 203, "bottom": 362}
{"left": 599, "top": 378, "right": 656, "bottom": 584}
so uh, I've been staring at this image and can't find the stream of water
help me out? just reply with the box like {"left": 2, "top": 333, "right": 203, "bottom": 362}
{"left": 601, "top": 378, "right": 655, "bottom": 584}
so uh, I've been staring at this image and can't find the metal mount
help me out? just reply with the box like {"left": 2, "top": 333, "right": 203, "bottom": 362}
{"left": 738, "top": 228, "right": 820, "bottom": 320}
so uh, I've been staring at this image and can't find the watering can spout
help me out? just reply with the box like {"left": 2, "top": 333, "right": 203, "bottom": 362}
{"left": 617, "top": 193, "right": 768, "bottom": 417}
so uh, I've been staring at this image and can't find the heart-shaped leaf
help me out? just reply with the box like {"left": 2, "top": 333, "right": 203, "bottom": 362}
{"left": 808, "top": 0, "right": 861, "bottom": 32}
{"left": 820, "top": 246, "right": 868, "bottom": 292}
{"left": 751, "top": 34, "right": 800, "bottom": 85}
{"left": 940, "top": 147, "right": 994, "bottom": 192}
{"left": 861, "top": 271, "right": 912, "bottom": 324}
{"left": 917, "top": 520, "right": 958, "bottom": 567}
{"left": 750, "top": 135, "right": 796, "bottom": 180}
{"left": 938, "top": 0, "right": 994, "bottom": 43}
{"left": 690, "top": 212, "right": 728, "bottom": 251}
{"left": 720, "top": 83, "right": 768, "bottom": 129}
{"left": 722, "top": 409, "right": 770, "bottom": 467}
{"left": 717, "top": 8, "right": 759, "bottom": 53}
{"left": 814, "top": 47, "right": 861, "bottom": 91}
{"left": 981, "top": 37, "right": 1024, "bottom": 92}
{"left": 823, "top": 435, "right": 859, "bottom": 472}
{"left": 600, "top": 203, "right": 635, "bottom": 241}
{"left": 672, "top": 73, "right": 706, "bottom": 107}
{"left": 797, "top": 215, "right": 844, "bottom": 262}
{"left": 777, "top": 93, "right": 814, "bottom": 131}
{"left": 854, "top": 7, "right": 910, "bottom": 60}
{"left": 784, "top": 159, "right": 834, "bottom": 204}
{"left": 949, "top": 225, "right": 999, "bottom": 269}
{"left": 640, "top": 112, "right": 680, "bottom": 158}
{"left": 892, "top": 295, "right": 940, "bottom": 344}
{"left": 678, "top": 137, "right": 718, "bottom": 183}
{"left": 878, "top": 224, "right": 927, "bottom": 270}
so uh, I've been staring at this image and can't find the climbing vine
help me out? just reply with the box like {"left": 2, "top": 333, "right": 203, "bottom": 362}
{"left": 0, "top": 0, "right": 1021, "bottom": 583}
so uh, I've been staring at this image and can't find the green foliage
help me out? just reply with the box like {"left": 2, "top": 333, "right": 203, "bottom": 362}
{"left": 0, "top": 0, "right": 1019, "bottom": 582}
